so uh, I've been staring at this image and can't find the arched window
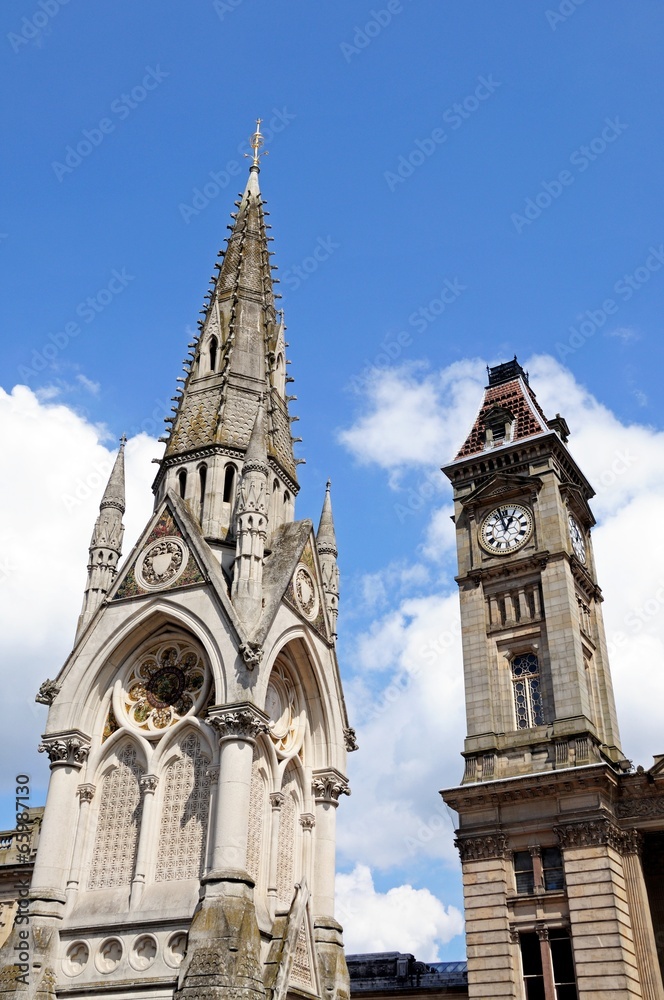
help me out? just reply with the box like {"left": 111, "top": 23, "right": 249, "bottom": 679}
{"left": 511, "top": 652, "right": 544, "bottom": 729}
{"left": 155, "top": 733, "right": 210, "bottom": 882}
{"left": 88, "top": 742, "right": 144, "bottom": 890}
{"left": 178, "top": 469, "right": 187, "bottom": 499}
{"left": 274, "top": 353, "right": 285, "bottom": 395}
{"left": 209, "top": 336, "right": 218, "bottom": 372}
{"left": 222, "top": 464, "right": 236, "bottom": 504}
{"left": 198, "top": 464, "right": 207, "bottom": 523}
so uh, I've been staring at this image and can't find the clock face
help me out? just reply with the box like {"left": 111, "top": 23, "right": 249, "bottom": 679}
{"left": 480, "top": 504, "right": 533, "bottom": 555}
{"left": 568, "top": 514, "right": 586, "bottom": 563}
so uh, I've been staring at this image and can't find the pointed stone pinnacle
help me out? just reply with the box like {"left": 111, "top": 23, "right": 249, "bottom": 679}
{"left": 317, "top": 479, "right": 337, "bottom": 555}
{"left": 100, "top": 438, "right": 126, "bottom": 513}
{"left": 244, "top": 399, "right": 268, "bottom": 469}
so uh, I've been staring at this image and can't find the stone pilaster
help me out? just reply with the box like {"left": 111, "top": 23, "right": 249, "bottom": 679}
{"left": 555, "top": 820, "right": 642, "bottom": 999}
{"left": 456, "top": 834, "right": 519, "bottom": 999}
{"left": 621, "top": 831, "right": 664, "bottom": 1000}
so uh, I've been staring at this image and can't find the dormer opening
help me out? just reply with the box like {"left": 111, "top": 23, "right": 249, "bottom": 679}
{"left": 178, "top": 469, "right": 187, "bottom": 499}
{"left": 198, "top": 464, "right": 208, "bottom": 523}
{"left": 209, "top": 336, "right": 218, "bottom": 373}
{"left": 484, "top": 407, "right": 515, "bottom": 449}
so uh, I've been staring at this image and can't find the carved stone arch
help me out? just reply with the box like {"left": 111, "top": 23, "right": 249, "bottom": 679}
{"left": 261, "top": 631, "right": 343, "bottom": 773}
{"left": 88, "top": 725, "right": 151, "bottom": 778}
{"left": 86, "top": 735, "right": 145, "bottom": 891}
{"left": 153, "top": 725, "right": 212, "bottom": 883}
{"left": 151, "top": 714, "right": 216, "bottom": 773}
{"left": 52, "top": 603, "right": 227, "bottom": 737}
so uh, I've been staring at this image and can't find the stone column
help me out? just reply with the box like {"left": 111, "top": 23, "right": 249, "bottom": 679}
{"left": 130, "top": 775, "right": 159, "bottom": 908}
{"left": 175, "top": 705, "right": 269, "bottom": 1000}
{"left": 204, "top": 764, "right": 220, "bottom": 873}
{"left": 621, "top": 831, "right": 664, "bottom": 1000}
{"left": 300, "top": 813, "right": 316, "bottom": 888}
{"left": 207, "top": 705, "right": 269, "bottom": 877}
{"left": 65, "top": 783, "right": 95, "bottom": 902}
{"left": 536, "top": 925, "right": 556, "bottom": 1000}
{"left": 311, "top": 770, "right": 349, "bottom": 919}
{"left": 267, "top": 792, "right": 284, "bottom": 920}
{"left": 32, "top": 734, "right": 91, "bottom": 906}
{"left": 555, "top": 820, "right": 642, "bottom": 1000}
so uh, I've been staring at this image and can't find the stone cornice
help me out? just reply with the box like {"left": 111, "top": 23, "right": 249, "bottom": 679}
{"left": 441, "top": 762, "right": 618, "bottom": 812}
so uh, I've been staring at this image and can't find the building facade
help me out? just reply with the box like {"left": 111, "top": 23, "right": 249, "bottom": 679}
{"left": 441, "top": 359, "right": 664, "bottom": 1000}
{"left": 0, "top": 127, "right": 354, "bottom": 1000}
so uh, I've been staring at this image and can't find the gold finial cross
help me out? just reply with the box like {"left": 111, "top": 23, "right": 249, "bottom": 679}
{"left": 247, "top": 118, "right": 268, "bottom": 167}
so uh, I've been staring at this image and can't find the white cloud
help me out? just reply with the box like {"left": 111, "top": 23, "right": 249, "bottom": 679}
{"left": 336, "top": 864, "right": 463, "bottom": 961}
{"left": 0, "top": 384, "right": 158, "bottom": 798}
{"left": 605, "top": 326, "right": 639, "bottom": 343}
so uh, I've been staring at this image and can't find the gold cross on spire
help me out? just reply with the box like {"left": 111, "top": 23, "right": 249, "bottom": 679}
{"left": 247, "top": 118, "right": 268, "bottom": 167}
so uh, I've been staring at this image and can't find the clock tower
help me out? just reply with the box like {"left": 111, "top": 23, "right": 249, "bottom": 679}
{"left": 441, "top": 359, "right": 664, "bottom": 1000}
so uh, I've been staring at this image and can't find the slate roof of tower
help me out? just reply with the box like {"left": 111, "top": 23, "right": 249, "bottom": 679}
{"left": 454, "top": 363, "right": 549, "bottom": 460}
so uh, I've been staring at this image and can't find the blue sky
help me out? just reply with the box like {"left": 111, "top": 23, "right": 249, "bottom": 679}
{"left": 2, "top": 0, "right": 664, "bottom": 960}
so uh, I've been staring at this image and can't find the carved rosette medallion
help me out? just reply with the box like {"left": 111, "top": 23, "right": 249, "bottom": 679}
{"left": 38, "top": 734, "right": 90, "bottom": 768}
{"left": 208, "top": 705, "right": 269, "bottom": 743}
{"left": 456, "top": 834, "right": 508, "bottom": 862}
{"left": 136, "top": 536, "right": 188, "bottom": 591}
{"left": 294, "top": 564, "right": 319, "bottom": 622}
{"left": 312, "top": 770, "right": 350, "bottom": 805}
{"left": 119, "top": 637, "right": 209, "bottom": 737}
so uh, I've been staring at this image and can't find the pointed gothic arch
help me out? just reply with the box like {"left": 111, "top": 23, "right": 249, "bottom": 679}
{"left": 86, "top": 737, "right": 145, "bottom": 892}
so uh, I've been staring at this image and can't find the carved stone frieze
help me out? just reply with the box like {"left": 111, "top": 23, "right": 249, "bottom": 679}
{"left": 38, "top": 734, "right": 90, "bottom": 768}
{"left": 35, "top": 679, "right": 60, "bottom": 706}
{"left": 554, "top": 819, "right": 640, "bottom": 854}
{"left": 344, "top": 727, "right": 359, "bottom": 752}
{"left": 208, "top": 705, "right": 269, "bottom": 743}
{"left": 456, "top": 833, "right": 507, "bottom": 862}
{"left": 312, "top": 770, "right": 350, "bottom": 804}
{"left": 616, "top": 794, "right": 664, "bottom": 820}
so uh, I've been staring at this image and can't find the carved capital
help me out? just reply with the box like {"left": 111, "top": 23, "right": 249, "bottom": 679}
{"left": 205, "top": 765, "right": 220, "bottom": 784}
{"left": 38, "top": 733, "right": 90, "bottom": 768}
{"left": 270, "top": 792, "right": 285, "bottom": 810}
{"left": 140, "top": 774, "right": 159, "bottom": 793}
{"left": 535, "top": 924, "right": 549, "bottom": 941}
{"left": 208, "top": 704, "right": 269, "bottom": 743}
{"left": 555, "top": 819, "right": 637, "bottom": 854}
{"left": 344, "top": 727, "right": 359, "bottom": 752}
{"left": 35, "top": 679, "right": 60, "bottom": 706}
{"left": 312, "top": 769, "right": 350, "bottom": 804}
{"left": 77, "top": 783, "right": 95, "bottom": 803}
{"left": 456, "top": 833, "right": 507, "bottom": 862}
{"left": 300, "top": 812, "right": 316, "bottom": 831}
{"left": 239, "top": 642, "right": 263, "bottom": 671}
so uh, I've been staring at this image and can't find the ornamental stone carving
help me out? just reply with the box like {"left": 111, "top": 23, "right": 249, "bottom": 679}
{"left": 294, "top": 565, "right": 319, "bottom": 621}
{"left": 312, "top": 770, "right": 350, "bottom": 804}
{"left": 239, "top": 642, "right": 264, "bottom": 670}
{"left": 35, "top": 679, "right": 60, "bottom": 706}
{"left": 38, "top": 734, "right": 90, "bottom": 767}
{"left": 270, "top": 792, "right": 285, "bottom": 810}
{"left": 299, "top": 813, "right": 316, "bottom": 831}
{"left": 208, "top": 705, "right": 269, "bottom": 742}
{"left": 344, "top": 727, "right": 359, "bottom": 752}
{"left": 77, "top": 783, "right": 96, "bottom": 803}
{"left": 140, "top": 774, "right": 159, "bottom": 793}
{"left": 456, "top": 834, "right": 507, "bottom": 862}
{"left": 136, "top": 536, "right": 188, "bottom": 591}
{"left": 554, "top": 819, "right": 640, "bottom": 854}
{"left": 616, "top": 794, "right": 664, "bottom": 819}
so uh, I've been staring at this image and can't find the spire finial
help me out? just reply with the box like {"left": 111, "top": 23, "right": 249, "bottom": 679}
{"left": 247, "top": 118, "right": 268, "bottom": 169}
